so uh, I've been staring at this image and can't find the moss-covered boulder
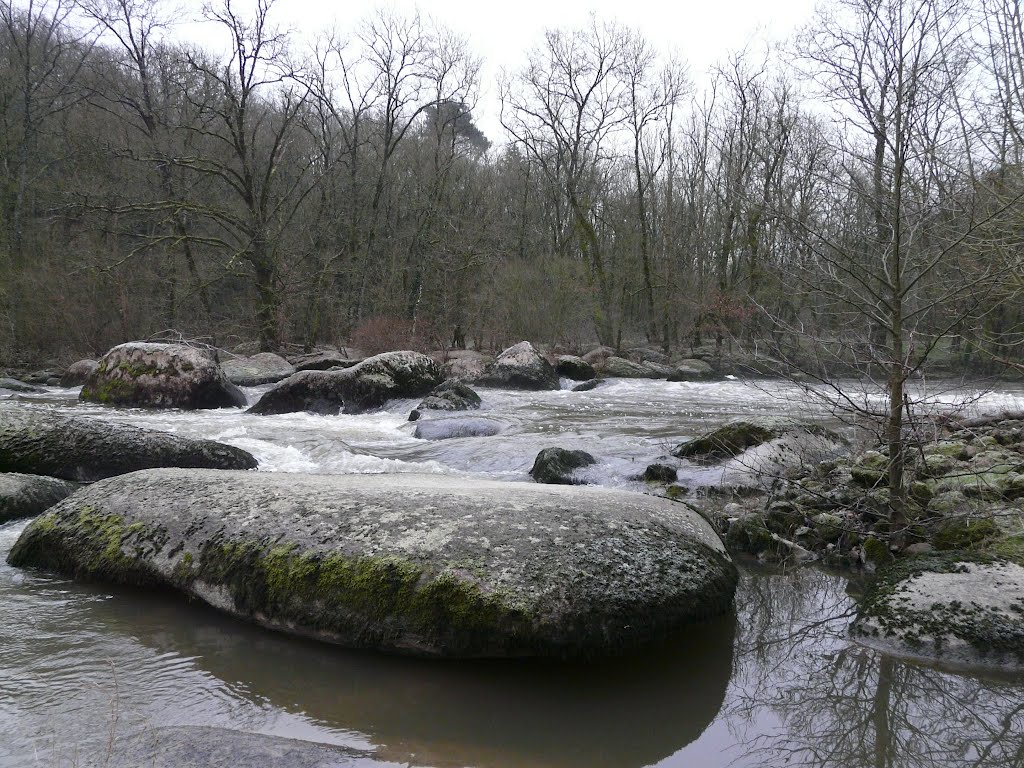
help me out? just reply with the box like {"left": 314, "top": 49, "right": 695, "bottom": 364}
{"left": 475, "top": 342, "right": 560, "bottom": 391}
{"left": 530, "top": 447, "right": 597, "bottom": 485}
{"left": 672, "top": 419, "right": 791, "bottom": 463}
{"left": 7, "top": 469, "right": 737, "bottom": 658}
{"left": 0, "top": 404, "right": 257, "bottom": 481}
{"left": 850, "top": 450, "right": 889, "bottom": 487}
{"left": 0, "top": 472, "right": 78, "bottom": 522}
{"left": 852, "top": 554, "right": 1024, "bottom": 669}
{"left": 81, "top": 342, "right": 245, "bottom": 409}
{"left": 249, "top": 351, "right": 442, "bottom": 416}
{"left": 221, "top": 352, "right": 295, "bottom": 386}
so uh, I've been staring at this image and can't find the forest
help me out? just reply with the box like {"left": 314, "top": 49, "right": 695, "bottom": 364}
{"left": 0, "top": 0, "right": 1022, "bottom": 376}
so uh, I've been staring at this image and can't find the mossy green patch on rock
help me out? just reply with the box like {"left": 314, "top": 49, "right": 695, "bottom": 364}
{"left": 933, "top": 517, "right": 1000, "bottom": 551}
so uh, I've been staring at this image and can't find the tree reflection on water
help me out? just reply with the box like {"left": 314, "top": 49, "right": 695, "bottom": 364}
{"left": 724, "top": 566, "right": 1024, "bottom": 768}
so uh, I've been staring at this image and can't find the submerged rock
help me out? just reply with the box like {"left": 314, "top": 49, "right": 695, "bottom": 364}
{"left": 60, "top": 359, "right": 99, "bottom": 387}
{"left": 81, "top": 342, "right": 245, "bottom": 409}
{"left": 413, "top": 417, "right": 504, "bottom": 441}
{"left": 530, "top": 447, "right": 597, "bottom": 485}
{"left": 0, "top": 472, "right": 78, "bottom": 522}
{"left": 0, "top": 405, "right": 257, "bottom": 481}
{"left": 476, "top": 342, "right": 559, "bottom": 391}
{"left": 221, "top": 353, "right": 296, "bottom": 386}
{"left": 852, "top": 555, "right": 1024, "bottom": 669}
{"left": 249, "top": 351, "right": 442, "bottom": 416}
{"left": 414, "top": 380, "right": 482, "bottom": 413}
{"left": 8, "top": 469, "right": 737, "bottom": 658}
{"left": 101, "top": 727, "right": 381, "bottom": 768}
{"left": 571, "top": 379, "right": 603, "bottom": 392}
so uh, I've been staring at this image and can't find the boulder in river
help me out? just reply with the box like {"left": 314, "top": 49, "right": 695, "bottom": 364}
{"left": 475, "top": 342, "right": 560, "bottom": 391}
{"left": 8, "top": 469, "right": 738, "bottom": 658}
{"left": 413, "top": 417, "right": 504, "bottom": 441}
{"left": 530, "top": 447, "right": 597, "bottom": 484}
{"left": 288, "top": 349, "right": 363, "bottom": 372}
{"left": 0, "top": 404, "right": 257, "bottom": 481}
{"left": 555, "top": 355, "right": 596, "bottom": 381}
{"left": 81, "top": 342, "right": 246, "bottom": 409}
{"left": 221, "top": 353, "right": 296, "bottom": 386}
{"left": 601, "top": 356, "right": 660, "bottom": 379}
{"left": 0, "top": 377, "right": 42, "bottom": 393}
{"left": 249, "top": 351, "right": 442, "bottom": 416}
{"left": 60, "top": 359, "right": 99, "bottom": 387}
{"left": 0, "top": 472, "right": 78, "bottom": 523}
{"left": 668, "top": 359, "right": 716, "bottom": 382}
{"left": 672, "top": 418, "right": 830, "bottom": 463}
{"left": 852, "top": 555, "right": 1024, "bottom": 669}
{"left": 414, "top": 379, "right": 482, "bottom": 413}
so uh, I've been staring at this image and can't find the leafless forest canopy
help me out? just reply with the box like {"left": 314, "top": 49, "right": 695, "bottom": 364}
{"left": 1, "top": 0, "right": 1023, "bottom": 372}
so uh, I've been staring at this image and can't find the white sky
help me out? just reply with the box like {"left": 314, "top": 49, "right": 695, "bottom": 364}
{"left": 175, "top": 0, "right": 822, "bottom": 142}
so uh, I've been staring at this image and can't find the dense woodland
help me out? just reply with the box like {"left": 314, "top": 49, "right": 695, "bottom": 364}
{"left": 1, "top": 0, "right": 1023, "bottom": 373}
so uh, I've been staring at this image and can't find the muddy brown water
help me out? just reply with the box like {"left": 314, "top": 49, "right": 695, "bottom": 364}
{"left": 2, "top": 378, "right": 1024, "bottom": 766}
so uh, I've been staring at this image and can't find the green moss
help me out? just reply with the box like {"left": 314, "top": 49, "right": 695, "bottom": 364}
{"left": 117, "top": 361, "right": 161, "bottom": 378}
{"left": 862, "top": 536, "right": 892, "bottom": 566}
{"left": 190, "top": 540, "right": 530, "bottom": 653}
{"left": 992, "top": 535, "right": 1024, "bottom": 565}
{"left": 933, "top": 517, "right": 1000, "bottom": 551}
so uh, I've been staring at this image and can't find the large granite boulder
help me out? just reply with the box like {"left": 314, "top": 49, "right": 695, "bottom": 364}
{"left": 0, "top": 472, "right": 78, "bottom": 522}
{"left": 440, "top": 350, "right": 492, "bottom": 382}
{"left": 852, "top": 555, "right": 1024, "bottom": 669}
{"left": 60, "top": 359, "right": 99, "bottom": 387}
{"left": 475, "top": 342, "right": 559, "bottom": 391}
{"left": 81, "top": 343, "right": 245, "bottom": 409}
{"left": 288, "top": 349, "right": 363, "bottom": 372}
{"left": 8, "top": 469, "right": 737, "bottom": 658}
{"left": 530, "top": 448, "right": 597, "bottom": 484}
{"left": 221, "top": 353, "right": 296, "bottom": 386}
{"left": 0, "top": 405, "right": 257, "bottom": 481}
{"left": 249, "top": 351, "right": 442, "bottom": 416}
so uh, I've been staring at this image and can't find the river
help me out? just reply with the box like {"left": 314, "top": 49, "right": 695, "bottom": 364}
{"left": 2, "top": 377, "right": 1024, "bottom": 767}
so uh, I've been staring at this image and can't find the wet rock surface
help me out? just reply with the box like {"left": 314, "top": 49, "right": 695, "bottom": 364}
{"left": 8, "top": 469, "right": 737, "bottom": 658}
{"left": 99, "top": 727, "right": 382, "bottom": 768}
{"left": 81, "top": 343, "right": 245, "bottom": 409}
{"left": 0, "top": 377, "right": 43, "bottom": 393}
{"left": 852, "top": 556, "right": 1024, "bottom": 669}
{"left": 249, "top": 351, "right": 442, "bottom": 416}
{"left": 0, "top": 472, "right": 78, "bottom": 522}
{"left": 475, "top": 342, "right": 559, "bottom": 391}
{"left": 0, "top": 404, "right": 257, "bottom": 481}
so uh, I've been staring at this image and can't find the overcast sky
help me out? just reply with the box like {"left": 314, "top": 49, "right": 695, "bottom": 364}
{"left": 176, "top": 0, "right": 822, "bottom": 142}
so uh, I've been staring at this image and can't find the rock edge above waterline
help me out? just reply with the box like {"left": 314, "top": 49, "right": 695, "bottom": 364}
{"left": 8, "top": 469, "right": 737, "bottom": 658}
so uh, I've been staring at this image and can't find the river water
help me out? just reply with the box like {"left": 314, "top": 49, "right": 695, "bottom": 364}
{"left": 2, "top": 378, "right": 1024, "bottom": 767}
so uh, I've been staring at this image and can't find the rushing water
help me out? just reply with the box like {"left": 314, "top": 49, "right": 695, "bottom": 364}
{"left": 2, "top": 377, "right": 1024, "bottom": 767}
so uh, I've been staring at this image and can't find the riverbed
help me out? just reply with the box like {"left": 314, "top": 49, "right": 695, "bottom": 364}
{"left": 2, "top": 378, "right": 1024, "bottom": 767}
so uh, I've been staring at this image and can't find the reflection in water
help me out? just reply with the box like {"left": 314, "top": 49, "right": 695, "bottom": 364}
{"left": 721, "top": 567, "right": 1024, "bottom": 768}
